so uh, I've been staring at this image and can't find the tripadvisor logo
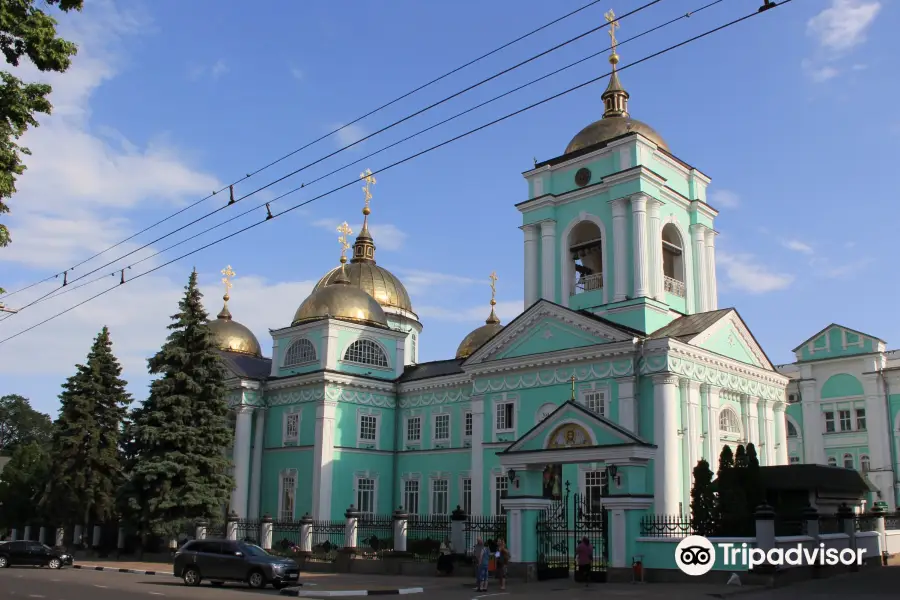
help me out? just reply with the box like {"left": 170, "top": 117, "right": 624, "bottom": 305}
{"left": 674, "top": 535, "right": 866, "bottom": 576}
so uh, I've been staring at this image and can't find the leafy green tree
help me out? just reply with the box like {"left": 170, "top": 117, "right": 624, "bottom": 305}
{"left": 0, "top": 440, "right": 49, "bottom": 527}
{"left": 41, "top": 326, "right": 131, "bottom": 526}
{"left": 0, "top": 0, "right": 84, "bottom": 292}
{"left": 123, "top": 270, "right": 233, "bottom": 538}
{"left": 0, "top": 394, "right": 52, "bottom": 453}
{"left": 690, "top": 459, "right": 717, "bottom": 536}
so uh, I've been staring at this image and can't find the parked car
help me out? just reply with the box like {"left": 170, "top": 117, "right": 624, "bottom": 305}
{"left": 173, "top": 539, "right": 299, "bottom": 589}
{"left": 0, "top": 541, "right": 74, "bottom": 569}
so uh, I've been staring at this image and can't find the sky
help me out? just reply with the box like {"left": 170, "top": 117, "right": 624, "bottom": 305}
{"left": 0, "top": 0, "right": 894, "bottom": 417}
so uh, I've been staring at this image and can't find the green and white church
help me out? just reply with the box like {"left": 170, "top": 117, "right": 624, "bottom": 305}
{"left": 205, "top": 39, "right": 796, "bottom": 552}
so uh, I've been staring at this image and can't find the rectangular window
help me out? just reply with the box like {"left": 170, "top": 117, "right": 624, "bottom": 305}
{"left": 494, "top": 476, "right": 508, "bottom": 515}
{"left": 403, "top": 479, "right": 420, "bottom": 514}
{"left": 496, "top": 402, "right": 515, "bottom": 432}
{"left": 462, "top": 478, "right": 472, "bottom": 515}
{"left": 584, "top": 470, "right": 607, "bottom": 513}
{"left": 432, "top": 479, "right": 449, "bottom": 515}
{"left": 280, "top": 475, "right": 295, "bottom": 521}
{"left": 406, "top": 416, "right": 421, "bottom": 442}
{"left": 284, "top": 413, "right": 299, "bottom": 444}
{"left": 856, "top": 408, "right": 867, "bottom": 431}
{"left": 434, "top": 414, "right": 450, "bottom": 442}
{"left": 357, "top": 478, "right": 375, "bottom": 515}
{"left": 839, "top": 410, "right": 851, "bottom": 432}
{"left": 360, "top": 415, "right": 377, "bottom": 441}
{"left": 789, "top": 456, "right": 800, "bottom": 464}
{"left": 824, "top": 411, "right": 835, "bottom": 433}
{"left": 464, "top": 412, "right": 473, "bottom": 438}
{"left": 583, "top": 391, "right": 605, "bottom": 417}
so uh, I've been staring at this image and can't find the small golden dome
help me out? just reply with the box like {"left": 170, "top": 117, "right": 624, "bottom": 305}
{"left": 208, "top": 303, "right": 263, "bottom": 357}
{"left": 564, "top": 116, "right": 669, "bottom": 154}
{"left": 293, "top": 267, "right": 388, "bottom": 328}
{"left": 457, "top": 272, "right": 504, "bottom": 359}
{"left": 313, "top": 262, "right": 414, "bottom": 317}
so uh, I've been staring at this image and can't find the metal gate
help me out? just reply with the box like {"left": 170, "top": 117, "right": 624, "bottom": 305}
{"left": 535, "top": 485, "right": 609, "bottom": 582}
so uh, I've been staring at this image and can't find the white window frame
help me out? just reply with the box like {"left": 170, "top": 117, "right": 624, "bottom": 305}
{"left": 843, "top": 453, "right": 854, "bottom": 469}
{"left": 354, "top": 471, "right": 378, "bottom": 516}
{"left": 838, "top": 410, "right": 852, "bottom": 432}
{"left": 431, "top": 477, "right": 450, "bottom": 515}
{"left": 582, "top": 469, "right": 607, "bottom": 513}
{"left": 432, "top": 410, "right": 451, "bottom": 445}
{"left": 460, "top": 474, "right": 472, "bottom": 516}
{"left": 824, "top": 410, "right": 835, "bottom": 433}
{"left": 827, "top": 456, "right": 837, "bottom": 467}
{"left": 860, "top": 454, "right": 871, "bottom": 473}
{"left": 283, "top": 338, "right": 317, "bottom": 367}
{"left": 406, "top": 415, "right": 422, "bottom": 443}
{"left": 856, "top": 408, "right": 867, "bottom": 431}
{"left": 402, "top": 475, "right": 421, "bottom": 514}
{"left": 493, "top": 394, "right": 518, "bottom": 437}
{"left": 278, "top": 468, "right": 298, "bottom": 521}
{"left": 282, "top": 408, "right": 301, "bottom": 446}
{"left": 492, "top": 474, "right": 509, "bottom": 516}
{"left": 578, "top": 383, "right": 609, "bottom": 418}
{"left": 719, "top": 407, "right": 742, "bottom": 436}
{"left": 342, "top": 337, "right": 391, "bottom": 370}
{"left": 463, "top": 411, "right": 473, "bottom": 440}
{"left": 356, "top": 408, "right": 382, "bottom": 449}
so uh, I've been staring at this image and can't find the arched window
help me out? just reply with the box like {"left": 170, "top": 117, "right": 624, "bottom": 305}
{"left": 827, "top": 456, "right": 837, "bottom": 467}
{"left": 568, "top": 221, "right": 603, "bottom": 295}
{"left": 344, "top": 339, "right": 389, "bottom": 368}
{"left": 843, "top": 453, "right": 854, "bottom": 469}
{"left": 719, "top": 408, "right": 741, "bottom": 435}
{"left": 860, "top": 455, "right": 870, "bottom": 473}
{"left": 411, "top": 333, "right": 417, "bottom": 363}
{"left": 284, "top": 338, "right": 316, "bottom": 366}
{"left": 661, "top": 223, "right": 685, "bottom": 297}
{"left": 786, "top": 419, "right": 798, "bottom": 438}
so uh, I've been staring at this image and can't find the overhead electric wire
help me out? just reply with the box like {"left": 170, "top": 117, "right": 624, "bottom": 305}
{"left": 2, "top": 0, "right": 727, "bottom": 318}
{"left": 0, "top": 0, "right": 666, "bottom": 320}
{"left": 0, "top": 0, "right": 624, "bottom": 302}
{"left": 0, "top": 0, "right": 792, "bottom": 346}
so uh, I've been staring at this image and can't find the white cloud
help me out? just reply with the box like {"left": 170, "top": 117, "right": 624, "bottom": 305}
{"left": 809, "top": 257, "right": 874, "bottom": 279}
{"left": 312, "top": 218, "right": 407, "bottom": 251}
{"left": 290, "top": 67, "right": 303, "bottom": 80}
{"left": 807, "top": 0, "right": 881, "bottom": 52}
{"left": 716, "top": 251, "right": 794, "bottom": 294}
{"left": 417, "top": 300, "right": 523, "bottom": 324}
{"left": 783, "top": 239, "right": 814, "bottom": 255}
{"left": 803, "top": 62, "right": 840, "bottom": 82}
{"left": 391, "top": 268, "right": 483, "bottom": 296}
{"left": 333, "top": 123, "right": 366, "bottom": 149}
{"left": 210, "top": 60, "right": 228, "bottom": 79}
{"left": 188, "top": 59, "right": 228, "bottom": 81}
{"left": 708, "top": 189, "right": 740, "bottom": 209}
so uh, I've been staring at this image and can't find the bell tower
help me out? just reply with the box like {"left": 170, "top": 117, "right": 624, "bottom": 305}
{"left": 517, "top": 10, "right": 719, "bottom": 334}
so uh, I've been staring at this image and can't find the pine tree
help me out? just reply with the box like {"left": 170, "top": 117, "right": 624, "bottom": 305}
{"left": 124, "top": 270, "right": 233, "bottom": 537}
{"left": 717, "top": 444, "right": 734, "bottom": 479}
{"left": 690, "top": 459, "right": 716, "bottom": 536}
{"left": 745, "top": 442, "right": 765, "bottom": 510}
{"left": 41, "top": 327, "right": 131, "bottom": 526}
{"left": 734, "top": 444, "right": 748, "bottom": 468}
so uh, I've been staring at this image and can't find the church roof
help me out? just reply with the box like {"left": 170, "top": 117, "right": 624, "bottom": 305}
{"left": 648, "top": 308, "right": 733, "bottom": 341}
{"left": 216, "top": 349, "right": 272, "bottom": 380}
{"left": 791, "top": 323, "right": 886, "bottom": 353}
{"left": 399, "top": 358, "right": 465, "bottom": 383}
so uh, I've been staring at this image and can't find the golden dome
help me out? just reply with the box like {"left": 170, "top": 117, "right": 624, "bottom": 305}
{"left": 313, "top": 262, "right": 414, "bottom": 316}
{"left": 564, "top": 116, "right": 669, "bottom": 154}
{"left": 457, "top": 272, "right": 504, "bottom": 359}
{"left": 208, "top": 303, "right": 263, "bottom": 357}
{"left": 293, "top": 267, "right": 388, "bottom": 328}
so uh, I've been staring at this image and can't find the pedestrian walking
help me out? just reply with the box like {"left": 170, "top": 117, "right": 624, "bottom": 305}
{"left": 474, "top": 537, "right": 490, "bottom": 591}
{"left": 575, "top": 537, "right": 593, "bottom": 586}
{"left": 496, "top": 539, "right": 510, "bottom": 591}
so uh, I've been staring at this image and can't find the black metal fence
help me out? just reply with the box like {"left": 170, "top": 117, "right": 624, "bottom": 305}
{"left": 236, "top": 519, "right": 260, "bottom": 544}
{"left": 406, "top": 514, "right": 450, "bottom": 562}
{"left": 463, "top": 514, "right": 506, "bottom": 557}
{"left": 271, "top": 520, "right": 302, "bottom": 552}
{"left": 884, "top": 512, "right": 900, "bottom": 530}
{"left": 818, "top": 515, "right": 842, "bottom": 534}
{"left": 310, "top": 519, "right": 345, "bottom": 562}
{"left": 774, "top": 513, "right": 807, "bottom": 537}
{"left": 855, "top": 515, "right": 878, "bottom": 532}
{"left": 639, "top": 514, "right": 695, "bottom": 538}
{"left": 357, "top": 515, "right": 394, "bottom": 559}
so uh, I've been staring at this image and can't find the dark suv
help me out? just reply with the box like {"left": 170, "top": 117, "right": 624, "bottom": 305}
{"left": 0, "top": 541, "right": 74, "bottom": 569}
{"left": 173, "top": 539, "right": 299, "bottom": 589}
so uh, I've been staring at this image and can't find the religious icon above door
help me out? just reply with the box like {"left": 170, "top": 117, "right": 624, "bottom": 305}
{"left": 542, "top": 464, "right": 562, "bottom": 500}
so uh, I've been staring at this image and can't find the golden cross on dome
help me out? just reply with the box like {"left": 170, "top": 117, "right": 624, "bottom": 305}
{"left": 221, "top": 265, "right": 235, "bottom": 298}
{"left": 605, "top": 9, "right": 619, "bottom": 53}
{"left": 337, "top": 221, "right": 353, "bottom": 259}
{"left": 360, "top": 168, "right": 376, "bottom": 209}
{"left": 570, "top": 375, "right": 577, "bottom": 401}
{"left": 489, "top": 271, "right": 498, "bottom": 305}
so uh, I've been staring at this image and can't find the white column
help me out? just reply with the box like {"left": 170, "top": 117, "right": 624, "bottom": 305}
{"left": 704, "top": 228, "right": 718, "bottom": 310}
{"left": 762, "top": 400, "right": 776, "bottom": 466}
{"left": 800, "top": 381, "right": 825, "bottom": 464}
{"left": 616, "top": 378, "right": 636, "bottom": 432}
{"left": 704, "top": 385, "right": 721, "bottom": 463}
{"left": 231, "top": 405, "right": 254, "bottom": 519}
{"left": 540, "top": 220, "right": 556, "bottom": 302}
{"left": 863, "top": 369, "right": 891, "bottom": 474}
{"left": 631, "top": 194, "right": 649, "bottom": 298}
{"left": 653, "top": 374, "right": 681, "bottom": 515}
{"left": 248, "top": 408, "right": 266, "bottom": 519}
{"left": 773, "top": 404, "right": 789, "bottom": 465}
{"left": 748, "top": 396, "right": 760, "bottom": 450}
{"left": 312, "top": 400, "right": 337, "bottom": 520}
{"left": 610, "top": 198, "right": 629, "bottom": 302}
{"left": 323, "top": 331, "right": 339, "bottom": 370}
{"left": 470, "top": 397, "right": 485, "bottom": 515}
{"left": 739, "top": 394, "right": 751, "bottom": 444}
{"left": 523, "top": 225, "right": 539, "bottom": 307}
{"left": 687, "top": 381, "right": 702, "bottom": 472}
{"left": 394, "top": 338, "right": 406, "bottom": 378}
{"left": 679, "top": 378, "right": 691, "bottom": 513}
{"left": 647, "top": 199, "right": 664, "bottom": 301}
{"left": 690, "top": 224, "right": 708, "bottom": 312}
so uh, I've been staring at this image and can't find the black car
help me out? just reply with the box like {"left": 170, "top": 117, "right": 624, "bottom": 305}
{"left": 0, "top": 541, "right": 74, "bottom": 569}
{"left": 173, "top": 539, "right": 299, "bottom": 589}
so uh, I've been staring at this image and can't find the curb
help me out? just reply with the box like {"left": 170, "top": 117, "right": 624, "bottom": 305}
{"left": 73, "top": 564, "right": 173, "bottom": 576}
{"left": 280, "top": 588, "right": 424, "bottom": 597}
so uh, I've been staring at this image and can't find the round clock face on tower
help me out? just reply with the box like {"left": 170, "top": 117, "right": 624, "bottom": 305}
{"left": 575, "top": 167, "right": 591, "bottom": 187}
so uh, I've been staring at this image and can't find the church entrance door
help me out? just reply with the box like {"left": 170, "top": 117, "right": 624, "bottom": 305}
{"left": 535, "top": 482, "right": 609, "bottom": 582}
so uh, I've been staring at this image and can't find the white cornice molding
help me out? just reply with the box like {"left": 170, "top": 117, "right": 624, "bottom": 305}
{"left": 266, "top": 370, "right": 396, "bottom": 395}
{"left": 499, "top": 445, "right": 655, "bottom": 465}
{"left": 601, "top": 496, "right": 654, "bottom": 509}
{"left": 691, "top": 199, "right": 718, "bottom": 220}
{"left": 522, "top": 137, "right": 634, "bottom": 179}
{"left": 397, "top": 372, "right": 472, "bottom": 394}
{"left": 667, "top": 339, "right": 789, "bottom": 389}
